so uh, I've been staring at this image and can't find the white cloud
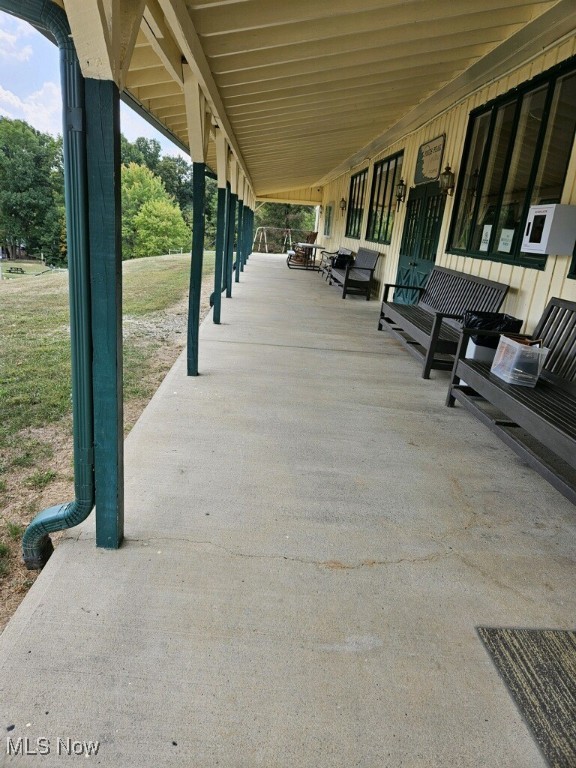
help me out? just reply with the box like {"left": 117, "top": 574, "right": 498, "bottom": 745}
{"left": 0, "top": 16, "right": 34, "bottom": 62}
{"left": 120, "top": 102, "right": 189, "bottom": 159}
{"left": 0, "top": 82, "right": 62, "bottom": 136}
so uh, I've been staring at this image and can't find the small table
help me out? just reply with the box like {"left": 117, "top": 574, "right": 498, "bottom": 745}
{"left": 286, "top": 242, "right": 326, "bottom": 271}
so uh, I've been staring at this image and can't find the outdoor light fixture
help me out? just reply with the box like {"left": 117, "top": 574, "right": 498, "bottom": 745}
{"left": 439, "top": 165, "right": 456, "bottom": 196}
{"left": 339, "top": 198, "right": 347, "bottom": 215}
{"left": 395, "top": 179, "right": 406, "bottom": 207}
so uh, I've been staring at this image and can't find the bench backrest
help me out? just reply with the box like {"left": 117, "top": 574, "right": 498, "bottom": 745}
{"left": 353, "top": 247, "right": 379, "bottom": 271}
{"left": 533, "top": 298, "right": 576, "bottom": 393}
{"left": 419, "top": 266, "right": 509, "bottom": 328}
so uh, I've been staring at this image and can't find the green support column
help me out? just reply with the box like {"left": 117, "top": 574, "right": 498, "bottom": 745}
{"left": 212, "top": 184, "right": 228, "bottom": 324}
{"left": 85, "top": 79, "right": 124, "bottom": 549}
{"left": 235, "top": 199, "right": 244, "bottom": 282}
{"left": 226, "top": 191, "right": 237, "bottom": 298}
{"left": 188, "top": 161, "right": 206, "bottom": 376}
{"left": 244, "top": 208, "right": 253, "bottom": 264}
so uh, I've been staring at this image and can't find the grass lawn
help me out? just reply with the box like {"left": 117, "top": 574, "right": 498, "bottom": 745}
{"left": 0, "top": 252, "right": 215, "bottom": 627}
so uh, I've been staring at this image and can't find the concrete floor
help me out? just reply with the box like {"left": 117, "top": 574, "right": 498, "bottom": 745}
{"left": 1, "top": 253, "right": 575, "bottom": 767}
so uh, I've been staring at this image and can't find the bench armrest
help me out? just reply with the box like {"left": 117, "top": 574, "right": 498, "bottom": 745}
{"left": 383, "top": 282, "right": 426, "bottom": 301}
{"left": 431, "top": 310, "right": 463, "bottom": 321}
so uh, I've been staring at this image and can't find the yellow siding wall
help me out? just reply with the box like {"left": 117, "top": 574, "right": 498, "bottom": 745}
{"left": 318, "top": 38, "right": 576, "bottom": 331}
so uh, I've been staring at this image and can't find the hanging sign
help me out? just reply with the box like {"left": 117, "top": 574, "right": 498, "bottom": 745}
{"left": 414, "top": 134, "right": 445, "bottom": 185}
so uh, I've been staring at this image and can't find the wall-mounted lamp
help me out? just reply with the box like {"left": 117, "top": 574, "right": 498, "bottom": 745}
{"left": 439, "top": 165, "right": 456, "bottom": 196}
{"left": 395, "top": 179, "right": 406, "bottom": 208}
{"left": 339, "top": 198, "right": 347, "bottom": 216}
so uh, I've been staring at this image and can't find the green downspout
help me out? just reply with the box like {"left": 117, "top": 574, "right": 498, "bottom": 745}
{"left": 188, "top": 162, "right": 206, "bottom": 376}
{"left": 1, "top": 0, "right": 95, "bottom": 569}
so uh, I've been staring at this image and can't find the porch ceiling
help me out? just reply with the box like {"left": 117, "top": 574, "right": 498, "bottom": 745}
{"left": 60, "top": 0, "right": 573, "bottom": 198}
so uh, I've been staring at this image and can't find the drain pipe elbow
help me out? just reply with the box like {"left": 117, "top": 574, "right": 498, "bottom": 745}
{"left": 1, "top": 0, "right": 95, "bottom": 569}
{"left": 22, "top": 498, "right": 94, "bottom": 570}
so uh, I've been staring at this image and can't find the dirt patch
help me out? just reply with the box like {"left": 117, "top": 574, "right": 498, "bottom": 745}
{"left": 0, "top": 282, "right": 213, "bottom": 633}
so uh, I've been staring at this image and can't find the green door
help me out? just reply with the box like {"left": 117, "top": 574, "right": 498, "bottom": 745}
{"left": 394, "top": 181, "right": 446, "bottom": 304}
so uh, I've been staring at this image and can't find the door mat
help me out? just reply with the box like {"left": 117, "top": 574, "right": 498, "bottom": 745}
{"left": 477, "top": 627, "right": 576, "bottom": 768}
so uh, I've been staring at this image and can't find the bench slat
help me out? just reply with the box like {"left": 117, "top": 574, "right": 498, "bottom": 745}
{"left": 447, "top": 297, "right": 576, "bottom": 504}
{"left": 379, "top": 266, "right": 509, "bottom": 377}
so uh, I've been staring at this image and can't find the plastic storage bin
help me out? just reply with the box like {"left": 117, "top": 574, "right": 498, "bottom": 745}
{"left": 490, "top": 335, "right": 549, "bottom": 387}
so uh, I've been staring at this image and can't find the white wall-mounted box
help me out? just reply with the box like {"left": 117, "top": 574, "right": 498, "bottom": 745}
{"left": 521, "top": 204, "right": 576, "bottom": 254}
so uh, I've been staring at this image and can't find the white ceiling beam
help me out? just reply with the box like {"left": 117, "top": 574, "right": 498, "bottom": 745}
{"left": 141, "top": 0, "right": 184, "bottom": 85}
{"left": 229, "top": 156, "right": 238, "bottom": 196}
{"left": 183, "top": 64, "right": 211, "bottom": 163}
{"left": 200, "top": 2, "right": 536, "bottom": 59}
{"left": 227, "top": 71, "right": 453, "bottom": 116}
{"left": 191, "top": 0, "right": 551, "bottom": 36}
{"left": 229, "top": 88, "right": 419, "bottom": 123}
{"left": 125, "top": 65, "right": 170, "bottom": 88}
{"left": 214, "top": 36, "right": 490, "bottom": 90}
{"left": 129, "top": 45, "right": 165, "bottom": 70}
{"left": 215, "top": 128, "right": 229, "bottom": 188}
{"left": 208, "top": 20, "right": 518, "bottom": 75}
{"left": 222, "top": 57, "right": 473, "bottom": 102}
{"left": 65, "top": 0, "right": 145, "bottom": 87}
{"left": 156, "top": 0, "right": 252, "bottom": 184}
{"left": 132, "top": 82, "right": 183, "bottom": 101}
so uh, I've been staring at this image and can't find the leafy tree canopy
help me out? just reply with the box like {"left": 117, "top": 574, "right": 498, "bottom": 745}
{"left": 255, "top": 203, "right": 315, "bottom": 234}
{"left": 121, "top": 136, "right": 162, "bottom": 174}
{"left": 121, "top": 162, "right": 174, "bottom": 259}
{"left": 133, "top": 198, "right": 191, "bottom": 258}
{"left": 0, "top": 117, "right": 63, "bottom": 261}
{"left": 156, "top": 155, "right": 194, "bottom": 213}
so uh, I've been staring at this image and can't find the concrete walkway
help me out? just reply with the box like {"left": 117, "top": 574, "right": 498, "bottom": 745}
{"left": 1, "top": 253, "right": 575, "bottom": 767}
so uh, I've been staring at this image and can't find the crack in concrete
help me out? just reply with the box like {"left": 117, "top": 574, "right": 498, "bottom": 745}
{"left": 124, "top": 535, "right": 453, "bottom": 570}
{"left": 454, "top": 552, "right": 537, "bottom": 604}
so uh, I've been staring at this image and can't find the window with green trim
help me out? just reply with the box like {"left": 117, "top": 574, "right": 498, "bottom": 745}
{"left": 345, "top": 169, "right": 368, "bottom": 239}
{"left": 366, "top": 152, "right": 403, "bottom": 244}
{"left": 323, "top": 203, "right": 333, "bottom": 237}
{"left": 448, "top": 57, "right": 576, "bottom": 269}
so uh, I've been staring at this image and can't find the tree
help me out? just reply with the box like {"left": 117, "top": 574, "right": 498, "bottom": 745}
{"left": 255, "top": 203, "right": 315, "bottom": 234}
{"left": 121, "top": 135, "right": 162, "bottom": 175}
{"left": 254, "top": 203, "right": 316, "bottom": 252}
{"left": 121, "top": 162, "right": 175, "bottom": 259}
{"left": 132, "top": 198, "right": 190, "bottom": 258}
{"left": 156, "top": 155, "right": 193, "bottom": 212}
{"left": 0, "top": 117, "right": 62, "bottom": 260}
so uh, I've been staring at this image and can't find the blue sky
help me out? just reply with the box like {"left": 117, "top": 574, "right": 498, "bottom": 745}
{"left": 0, "top": 10, "right": 184, "bottom": 156}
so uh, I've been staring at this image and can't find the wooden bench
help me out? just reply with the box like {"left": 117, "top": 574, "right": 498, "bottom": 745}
{"left": 7, "top": 267, "right": 24, "bottom": 274}
{"left": 446, "top": 297, "right": 576, "bottom": 504}
{"left": 318, "top": 247, "right": 353, "bottom": 280}
{"left": 378, "top": 266, "right": 510, "bottom": 378}
{"left": 329, "top": 247, "right": 379, "bottom": 300}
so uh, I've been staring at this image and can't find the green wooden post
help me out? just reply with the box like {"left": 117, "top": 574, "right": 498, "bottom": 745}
{"left": 212, "top": 184, "right": 228, "bottom": 324}
{"left": 235, "top": 198, "right": 244, "bottom": 282}
{"left": 188, "top": 161, "right": 206, "bottom": 376}
{"left": 85, "top": 79, "right": 124, "bottom": 549}
{"left": 226, "top": 191, "right": 237, "bottom": 298}
{"left": 245, "top": 207, "right": 253, "bottom": 264}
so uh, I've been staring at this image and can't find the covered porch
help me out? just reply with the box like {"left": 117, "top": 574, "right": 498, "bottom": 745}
{"left": 1, "top": 254, "right": 574, "bottom": 766}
